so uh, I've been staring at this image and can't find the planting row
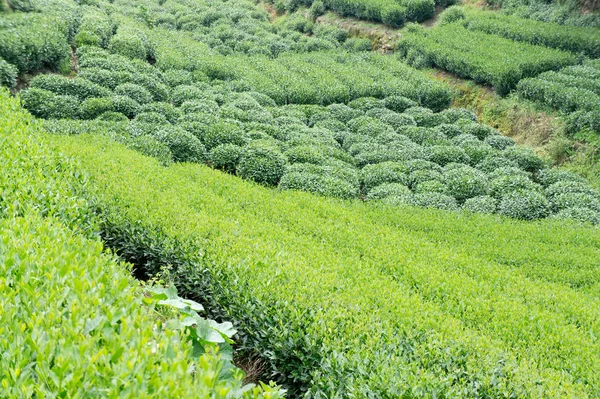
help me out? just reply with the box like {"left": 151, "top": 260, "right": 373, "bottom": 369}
{"left": 24, "top": 55, "right": 600, "bottom": 223}
{"left": 0, "top": 89, "right": 281, "bottom": 398}
{"left": 397, "top": 23, "right": 577, "bottom": 95}
{"left": 52, "top": 130, "right": 600, "bottom": 397}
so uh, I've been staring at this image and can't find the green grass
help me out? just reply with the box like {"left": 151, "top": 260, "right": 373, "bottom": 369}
{"left": 51, "top": 131, "right": 600, "bottom": 397}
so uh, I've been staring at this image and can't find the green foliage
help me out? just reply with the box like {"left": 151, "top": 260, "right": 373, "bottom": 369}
{"left": 153, "top": 127, "right": 207, "bottom": 164}
{"left": 209, "top": 144, "right": 243, "bottom": 173}
{"left": 279, "top": 169, "right": 359, "bottom": 199}
{"left": 498, "top": 190, "right": 550, "bottom": 219}
{"left": 399, "top": 23, "right": 578, "bottom": 95}
{"left": 79, "top": 97, "right": 115, "bottom": 120}
{"left": 108, "top": 27, "right": 152, "bottom": 60}
{"left": 439, "top": 5, "right": 466, "bottom": 25}
{"left": 444, "top": 166, "right": 488, "bottom": 201}
{"left": 0, "top": 58, "right": 18, "bottom": 89}
{"left": 366, "top": 182, "right": 412, "bottom": 200}
{"left": 463, "top": 195, "right": 498, "bottom": 213}
{"left": 238, "top": 140, "right": 287, "bottom": 186}
{"left": 20, "top": 88, "right": 80, "bottom": 119}
{"left": 114, "top": 83, "right": 153, "bottom": 105}
{"left": 29, "top": 75, "right": 112, "bottom": 101}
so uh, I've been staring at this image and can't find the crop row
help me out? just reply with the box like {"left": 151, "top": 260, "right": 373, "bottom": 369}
{"left": 23, "top": 45, "right": 600, "bottom": 224}
{"left": 517, "top": 60, "right": 600, "bottom": 131}
{"left": 457, "top": 9, "right": 600, "bottom": 57}
{"left": 398, "top": 23, "right": 579, "bottom": 95}
{"left": 52, "top": 130, "right": 600, "bottom": 397}
{"left": 0, "top": 89, "right": 280, "bottom": 398}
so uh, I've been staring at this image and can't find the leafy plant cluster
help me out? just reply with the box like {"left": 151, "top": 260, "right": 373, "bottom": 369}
{"left": 398, "top": 23, "right": 579, "bottom": 95}
{"left": 0, "top": 88, "right": 282, "bottom": 398}
{"left": 484, "top": 0, "right": 600, "bottom": 27}
{"left": 27, "top": 56, "right": 600, "bottom": 223}
{"left": 517, "top": 59, "right": 600, "bottom": 135}
{"left": 53, "top": 130, "right": 600, "bottom": 397}
{"left": 452, "top": 8, "right": 600, "bottom": 57}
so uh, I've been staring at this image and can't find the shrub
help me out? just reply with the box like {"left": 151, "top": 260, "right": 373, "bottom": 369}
{"left": 535, "top": 168, "right": 587, "bottom": 187}
{"left": 308, "top": 0, "right": 326, "bottom": 20}
{"left": 20, "top": 88, "right": 80, "bottom": 119}
{"left": 429, "top": 145, "right": 470, "bottom": 166}
{"left": 238, "top": 140, "right": 287, "bottom": 186}
{"left": 29, "top": 75, "right": 112, "bottom": 101}
{"left": 476, "top": 155, "right": 520, "bottom": 173}
{"left": 551, "top": 207, "right": 600, "bottom": 226}
{"left": 441, "top": 108, "right": 477, "bottom": 123}
{"left": 484, "top": 134, "right": 515, "bottom": 150}
{"left": 111, "top": 95, "right": 141, "bottom": 119}
{"left": 79, "top": 68, "right": 133, "bottom": 90}
{"left": 79, "top": 97, "right": 115, "bottom": 120}
{"left": 327, "top": 103, "right": 362, "bottom": 123}
{"left": 153, "top": 127, "right": 207, "bottom": 163}
{"left": 565, "top": 110, "right": 600, "bottom": 134}
{"left": 383, "top": 96, "right": 418, "bottom": 113}
{"left": 140, "top": 102, "right": 180, "bottom": 124}
{"left": 209, "top": 144, "right": 244, "bottom": 173}
{"left": 403, "top": 0, "right": 435, "bottom": 23}
{"left": 463, "top": 195, "right": 497, "bottom": 214}
{"left": 114, "top": 83, "right": 153, "bottom": 105}
{"left": 487, "top": 166, "right": 530, "bottom": 181}
{"left": 498, "top": 190, "right": 550, "bottom": 220}
{"left": 408, "top": 192, "right": 459, "bottom": 210}
{"left": 434, "top": 124, "right": 463, "bottom": 139}
{"left": 501, "top": 146, "right": 546, "bottom": 173}
{"left": 285, "top": 145, "right": 327, "bottom": 165}
{"left": 0, "top": 59, "right": 18, "bottom": 88}
{"left": 366, "top": 182, "right": 412, "bottom": 200}
{"left": 461, "top": 143, "right": 495, "bottom": 165}
{"left": 462, "top": 123, "right": 498, "bottom": 140}
{"left": 122, "top": 134, "right": 174, "bottom": 166}
{"left": 108, "top": 30, "right": 149, "bottom": 60}
{"left": 172, "top": 85, "right": 209, "bottom": 106}
{"left": 136, "top": 112, "right": 169, "bottom": 125}
{"left": 342, "top": 38, "right": 373, "bottom": 52}
{"left": 278, "top": 171, "right": 359, "bottom": 199}
{"left": 490, "top": 174, "right": 541, "bottom": 198}
{"left": 163, "top": 69, "right": 194, "bottom": 87}
{"left": 181, "top": 100, "right": 220, "bottom": 115}
{"left": 439, "top": 5, "right": 466, "bottom": 25}
{"left": 348, "top": 97, "right": 384, "bottom": 112}
{"left": 408, "top": 168, "right": 443, "bottom": 188}
{"left": 550, "top": 192, "right": 600, "bottom": 213}
{"left": 414, "top": 179, "right": 448, "bottom": 194}
{"left": 545, "top": 180, "right": 598, "bottom": 200}
{"left": 97, "top": 111, "right": 129, "bottom": 122}
{"left": 444, "top": 166, "right": 488, "bottom": 202}
{"left": 201, "top": 121, "right": 248, "bottom": 150}
{"left": 360, "top": 162, "right": 409, "bottom": 193}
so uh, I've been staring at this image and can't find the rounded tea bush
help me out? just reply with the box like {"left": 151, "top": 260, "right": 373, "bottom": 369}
{"left": 502, "top": 146, "right": 546, "bottom": 173}
{"left": 550, "top": 192, "right": 600, "bottom": 213}
{"left": 545, "top": 180, "right": 598, "bottom": 200}
{"left": 209, "top": 143, "right": 243, "bottom": 173}
{"left": 463, "top": 195, "right": 497, "bottom": 214}
{"left": 278, "top": 171, "right": 359, "bottom": 199}
{"left": 114, "top": 83, "right": 153, "bottom": 105}
{"left": 383, "top": 95, "right": 418, "bottom": 113}
{"left": 408, "top": 192, "right": 459, "bottom": 211}
{"left": 366, "top": 182, "right": 412, "bottom": 200}
{"left": 498, "top": 190, "right": 550, "bottom": 220}
{"left": 461, "top": 143, "right": 495, "bottom": 165}
{"left": 238, "top": 140, "right": 287, "bottom": 186}
{"left": 414, "top": 180, "right": 448, "bottom": 195}
{"left": 153, "top": 127, "right": 207, "bottom": 163}
{"left": 476, "top": 155, "right": 520, "bottom": 173}
{"left": 29, "top": 75, "right": 111, "bottom": 101}
{"left": 429, "top": 145, "right": 470, "bottom": 166}
{"left": 135, "top": 112, "right": 169, "bottom": 125}
{"left": 490, "top": 175, "right": 542, "bottom": 198}
{"left": 327, "top": 103, "right": 362, "bottom": 124}
{"left": 484, "top": 135, "right": 515, "bottom": 150}
{"left": 360, "top": 162, "right": 409, "bottom": 193}
{"left": 97, "top": 111, "right": 128, "bottom": 122}
{"left": 0, "top": 59, "right": 18, "bottom": 88}
{"left": 202, "top": 121, "right": 248, "bottom": 150}
{"left": 441, "top": 108, "right": 477, "bottom": 124}
{"left": 348, "top": 97, "right": 383, "bottom": 112}
{"left": 111, "top": 95, "right": 141, "bottom": 119}
{"left": 444, "top": 166, "right": 488, "bottom": 202}
{"left": 79, "top": 97, "right": 114, "bottom": 120}
{"left": 408, "top": 169, "right": 444, "bottom": 189}
{"left": 551, "top": 207, "right": 600, "bottom": 226}
{"left": 20, "top": 88, "right": 80, "bottom": 120}
{"left": 140, "top": 102, "right": 180, "bottom": 124}
{"left": 108, "top": 31, "right": 148, "bottom": 60}
{"left": 535, "top": 168, "right": 587, "bottom": 188}
{"left": 124, "top": 134, "right": 174, "bottom": 166}
{"left": 434, "top": 124, "right": 463, "bottom": 139}
{"left": 462, "top": 123, "right": 498, "bottom": 140}
{"left": 285, "top": 145, "right": 327, "bottom": 165}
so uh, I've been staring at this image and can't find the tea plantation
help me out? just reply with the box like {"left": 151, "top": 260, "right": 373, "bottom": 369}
{"left": 1, "top": 0, "right": 600, "bottom": 396}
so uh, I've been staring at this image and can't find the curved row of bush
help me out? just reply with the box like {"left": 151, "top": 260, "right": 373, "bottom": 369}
{"left": 25, "top": 65, "right": 600, "bottom": 223}
{"left": 398, "top": 23, "right": 579, "bottom": 95}
{"left": 0, "top": 88, "right": 282, "bottom": 398}
{"left": 453, "top": 8, "right": 600, "bottom": 57}
{"left": 52, "top": 131, "right": 600, "bottom": 397}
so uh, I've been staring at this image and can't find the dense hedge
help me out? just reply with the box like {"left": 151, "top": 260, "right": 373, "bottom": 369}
{"left": 0, "top": 88, "right": 282, "bottom": 398}
{"left": 460, "top": 9, "right": 600, "bottom": 57}
{"left": 53, "top": 132, "right": 600, "bottom": 397}
{"left": 398, "top": 23, "right": 578, "bottom": 95}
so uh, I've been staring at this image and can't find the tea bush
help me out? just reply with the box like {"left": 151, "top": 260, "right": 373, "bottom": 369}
{"left": 238, "top": 140, "right": 287, "bottom": 186}
{"left": 0, "top": 58, "right": 17, "bottom": 88}
{"left": 498, "top": 190, "right": 550, "bottom": 219}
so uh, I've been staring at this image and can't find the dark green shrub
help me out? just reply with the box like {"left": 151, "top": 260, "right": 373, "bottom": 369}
{"left": 29, "top": 75, "right": 111, "bottom": 101}
{"left": 487, "top": 166, "right": 530, "bottom": 181}
{"left": 462, "top": 123, "right": 498, "bottom": 140}
{"left": 308, "top": 0, "right": 326, "bottom": 20}
{"left": 136, "top": 112, "right": 169, "bottom": 125}
{"left": 476, "top": 155, "right": 520, "bottom": 173}
{"left": 111, "top": 95, "right": 141, "bottom": 119}
{"left": 439, "top": 5, "right": 466, "bottom": 25}
{"left": 108, "top": 29, "right": 149, "bottom": 60}
{"left": 429, "top": 145, "right": 470, "bottom": 166}
{"left": 238, "top": 140, "right": 287, "bottom": 186}
{"left": 79, "top": 97, "right": 115, "bottom": 120}
{"left": 550, "top": 192, "right": 600, "bottom": 213}
{"left": 114, "top": 83, "right": 153, "bottom": 105}
{"left": 6, "top": 0, "right": 34, "bottom": 11}
{"left": 498, "top": 190, "right": 550, "bottom": 220}
{"left": 181, "top": 100, "right": 220, "bottom": 115}
{"left": 381, "top": 5, "right": 406, "bottom": 28}
{"left": 366, "top": 182, "right": 412, "bottom": 200}
{"left": 535, "top": 168, "right": 587, "bottom": 187}
{"left": 502, "top": 146, "right": 546, "bottom": 173}
{"left": 20, "top": 88, "right": 80, "bottom": 119}
{"left": 403, "top": 0, "right": 435, "bottom": 22}
{"left": 490, "top": 174, "right": 541, "bottom": 198}
{"left": 153, "top": 127, "right": 207, "bottom": 163}
{"left": 360, "top": 161, "right": 409, "bottom": 193}
{"left": 348, "top": 97, "right": 384, "bottom": 112}
{"left": 79, "top": 68, "right": 133, "bottom": 90}
{"left": 484, "top": 135, "right": 515, "bottom": 150}
{"left": 279, "top": 171, "right": 359, "bottom": 199}
{"left": 201, "top": 121, "right": 248, "bottom": 150}
{"left": 122, "top": 134, "right": 173, "bottom": 166}
{"left": 404, "top": 107, "right": 444, "bottom": 127}
{"left": 444, "top": 166, "right": 488, "bottom": 202}
{"left": 285, "top": 145, "right": 327, "bottom": 165}
{"left": 163, "top": 69, "right": 194, "bottom": 87}
{"left": 408, "top": 169, "right": 444, "bottom": 188}
{"left": 379, "top": 113, "right": 417, "bottom": 130}
{"left": 545, "top": 180, "right": 598, "bottom": 200}
{"left": 409, "top": 192, "right": 459, "bottom": 210}
{"left": 463, "top": 195, "right": 497, "bottom": 214}
{"left": 327, "top": 103, "right": 362, "bottom": 124}
{"left": 414, "top": 179, "right": 448, "bottom": 194}
{"left": 551, "top": 207, "right": 600, "bottom": 226}
{"left": 140, "top": 102, "right": 180, "bottom": 124}
{"left": 131, "top": 74, "right": 170, "bottom": 103}
{"left": 172, "top": 85, "right": 208, "bottom": 106}
{"left": 342, "top": 38, "right": 373, "bottom": 52}
{"left": 97, "top": 111, "right": 129, "bottom": 122}
{"left": 565, "top": 110, "right": 600, "bottom": 134}
{"left": 434, "top": 124, "right": 463, "bottom": 139}
{"left": 440, "top": 108, "right": 477, "bottom": 123}
{"left": 209, "top": 143, "right": 243, "bottom": 173}
{"left": 0, "top": 59, "right": 18, "bottom": 88}
{"left": 461, "top": 143, "right": 495, "bottom": 165}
